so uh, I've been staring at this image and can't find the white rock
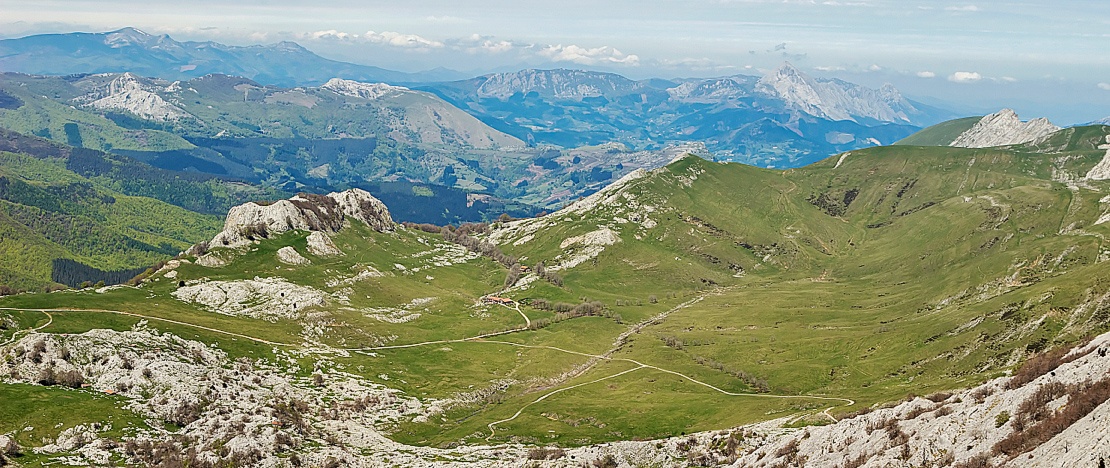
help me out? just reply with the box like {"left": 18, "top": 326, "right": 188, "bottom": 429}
{"left": 306, "top": 231, "right": 343, "bottom": 256}
{"left": 171, "top": 276, "right": 325, "bottom": 321}
{"left": 83, "top": 73, "right": 190, "bottom": 121}
{"left": 276, "top": 246, "right": 311, "bottom": 265}
{"left": 950, "top": 109, "right": 1061, "bottom": 148}
{"left": 322, "top": 78, "right": 408, "bottom": 100}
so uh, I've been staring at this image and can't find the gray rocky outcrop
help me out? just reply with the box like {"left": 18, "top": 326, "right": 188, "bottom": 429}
{"left": 950, "top": 109, "right": 1061, "bottom": 148}
{"left": 209, "top": 189, "right": 393, "bottom": 247}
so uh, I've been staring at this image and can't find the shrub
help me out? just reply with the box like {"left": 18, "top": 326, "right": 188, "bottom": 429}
{"left": 993, "top": 376, "right": 1110, "bottom": 457}
{"left": 527, "top": 447, "right": 566, "bottom": 460}
{"left": 1007, "top": 339, "right": 1095, "bottom": 389}
{"left": 36, "top": 367, "right": 56, "bottom": 386}
{"left": 994, "top": 411, "right": 1009, "bottom": 428}
{"left": 953, "top": 453, "right": 994, "bottom": 468}
{"left": 56, "top": 369, "right": 84, "bottom": 388}
{"left": 592, "top": 454, "right": 618, "bottom": 468}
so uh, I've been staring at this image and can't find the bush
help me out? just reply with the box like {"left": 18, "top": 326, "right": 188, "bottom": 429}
{"left": 527, "top": 447, "right": 566, "bottom": 460}
{"left": 592, "top": 454, "right": 618, "bottom": 468}
{"left": 56, "top": 369, "right": 84, "bottom": 388}
{"left": 993, "top": 376, "right": 1110, "bottom": 457}
{"left": 994, "top": 411, "right": 1009, "bottom": 428}
{"left": 953, "top": 453, "right": 994, "bottom": 468}
{"left": 1007, "top": 339, "right": 1094, "bottom": 389}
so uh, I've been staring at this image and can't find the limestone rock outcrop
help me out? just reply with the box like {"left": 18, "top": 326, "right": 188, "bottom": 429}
{"left": 209, "top": 189, "right": 393, "bottom": 247}
{"left": 950, "top": 109, "right": 1060, "bottom": 148}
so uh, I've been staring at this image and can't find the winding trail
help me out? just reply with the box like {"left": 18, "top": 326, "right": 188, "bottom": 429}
{"left": 0, "top": 309, "right": 53, "bottom": 346}
{"left": 486, "top": 364, "right": 646, "bottom": 441}
{"left": 0, "top": 307, "right": 295, "bottom": 346}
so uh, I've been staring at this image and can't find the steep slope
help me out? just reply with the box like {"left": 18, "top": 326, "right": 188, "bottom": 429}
{"left": 894, "top": 116, "right": 981, "bottom": 146}
{"left": 0, "top": 28, "right": 446, "bottom": 86}
{"left": 737, "top": 334, "right": 1110, "bottom": 467}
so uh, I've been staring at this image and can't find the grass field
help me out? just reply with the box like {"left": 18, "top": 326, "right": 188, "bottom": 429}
{"left": 2, "top": 126, "right": 1109, "bottom": 451}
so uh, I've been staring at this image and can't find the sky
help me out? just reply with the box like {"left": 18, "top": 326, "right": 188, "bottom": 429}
{"left": 2, "top": 0, "right": 1108, "bottom": 123}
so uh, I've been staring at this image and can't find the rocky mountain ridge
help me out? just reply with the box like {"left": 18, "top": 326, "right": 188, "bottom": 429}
{"left": 950, "top": 108, "right": 1061, "bottom": 148}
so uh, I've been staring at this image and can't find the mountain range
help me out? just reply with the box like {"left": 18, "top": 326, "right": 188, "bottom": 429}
{"left": 1, "top": 29, "right": 958, "bottom": 168}
{"left": 420, "top": 63, "right": 955, "bottom": 166}
{"left": 0, "top": 28, "right": 463, "bottom": 86}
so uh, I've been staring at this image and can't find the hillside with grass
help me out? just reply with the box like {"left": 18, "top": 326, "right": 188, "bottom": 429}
{"left": 0, "top": 127, "right": 1108, "bottom": 465}
{"left": 0, "top": 133, "right": 225, "bottom": 291}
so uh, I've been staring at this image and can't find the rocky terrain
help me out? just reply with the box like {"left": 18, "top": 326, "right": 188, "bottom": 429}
{"left": 950, "top": 109, "right": 1061, "bottom": 148}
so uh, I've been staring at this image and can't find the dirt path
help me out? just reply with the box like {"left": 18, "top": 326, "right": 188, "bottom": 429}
{"left": 0, "top": 307, "right": 296, "bottom": 347}
{"left": 0, "top": 309, "right": 53, "bottom": 346}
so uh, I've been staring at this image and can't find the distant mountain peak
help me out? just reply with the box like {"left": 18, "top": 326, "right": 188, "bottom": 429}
{"left": 104, "top": 27, "right": 163, "bottom": 48}
{"left": 321, "top": 78, "right": 408, "bottom": 100}
{"left": 475, "top": 68, "right": 641, "bottom": 99}
{"left": 755, "top": 62, "right": 918, "bottom": 124}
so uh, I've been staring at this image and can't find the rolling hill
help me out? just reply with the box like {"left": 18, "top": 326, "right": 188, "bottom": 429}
{"left": 1, "top": 124, "right": 1107, "bottom": 465}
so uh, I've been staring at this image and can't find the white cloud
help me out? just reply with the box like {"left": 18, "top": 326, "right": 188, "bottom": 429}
{"left": 868, "top": 64, "right": 882, "bottom": 72}
{"left": 301, "top": 29, "right": 443, "bottom": 49}
{"left": 999, "top": 76, "right": 1017, "bottom": 82}
{"left": 945, "top": 5, "right": 980, "bottom": 11}
{"left": 916, "top": 71, "right": 936, "bottom": 78}
{"left": 308, "top": 29, "right": 356, "bottom": 41}
{"left": 814, "top": 65, "right": 846, "bottom": 72}
{"left": 539, "top": 44, "right": 640, "bottom": 66}
{"left": 1098, "top": 82, "right": 1110, "bottom": 91}
{"left": 364, "top": 30, "right": 443, "bottom": 49}
{"left": 948, "top": 71, "right": 982, "bottom": 83}
{"left": 454, "top": 34, "right": 519, "bottom": 54}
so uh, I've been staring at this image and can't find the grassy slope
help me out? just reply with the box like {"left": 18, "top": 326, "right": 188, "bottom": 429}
{"left": 1, "top": 139, "right": 1108, "bottom": 449}
{"left": 894, "top": 116, "right": 981, "bottom": 146}
{"left": 0, "top": 74, "right": 192, "bottom": 152}
{"left": 0, "top": 149, "right": 221, "bottom": 290}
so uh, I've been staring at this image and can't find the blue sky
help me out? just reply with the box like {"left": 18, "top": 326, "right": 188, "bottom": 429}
{"left": 2, "top": 0, "right": 1108, "bottom": 123}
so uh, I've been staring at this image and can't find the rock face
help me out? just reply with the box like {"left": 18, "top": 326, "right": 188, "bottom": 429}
{"left": 209, "top": 189, "right": 393, "bottom": 247}
{"left": 82, "top": 73, "right": 190, "bottom": 121}
{"left": 306, "top": 231, "right": 343, "bottom": 256}
{"left": 733, "top": 332, "right": 1110, "bottom": 468}
{"left": 276, "top": 246, "right": 311, "bottom": 265}
{"left": 474, "top": 68, "right": 643, "bottom": 99}
{"left": 950, "top": 109, "right": 1061, "bottom": 148}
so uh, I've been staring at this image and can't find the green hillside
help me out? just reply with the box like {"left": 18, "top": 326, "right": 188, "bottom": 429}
{"left": 2, "top": 136, "right": 1108, "bottom": 451}
{"left": 0, "top": 143, "right": 222, "bottom": 291}
{"left": 894, "top": 115, "right": 981, "bottom": 146}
